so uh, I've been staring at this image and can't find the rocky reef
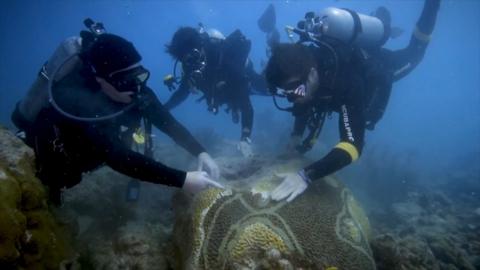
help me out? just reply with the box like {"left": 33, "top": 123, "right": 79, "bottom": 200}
{"left": 168, "top": 158, "right": 375, "bottom": 270}
{"left": 370, "top": 191, "right": 480, "bottom": 270}
{"left": 0, "top": 127, "right": 74, "bottom": 269}
{"left": 3, "top": 123, "right": 478, "bottom": 270}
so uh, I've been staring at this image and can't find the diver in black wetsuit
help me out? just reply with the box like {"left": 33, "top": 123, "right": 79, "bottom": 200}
{"left": 12, "top": 30, "right": 222, "bottom": 205}
{"left": 264, "top": 0, "right": 440, "bottom": 202}
{"left": 163, "top": 26, "right": 267, "bottom": 157}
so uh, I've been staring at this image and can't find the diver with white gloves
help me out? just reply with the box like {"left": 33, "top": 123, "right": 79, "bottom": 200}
{"left": 198, "top": 152, "right": 221, "bottom": 180}
{"left": 183, "top": 171, "right": 225, "bottom": 194}
{"left": 267, "top": 0, "right": 440, "bottom": 202}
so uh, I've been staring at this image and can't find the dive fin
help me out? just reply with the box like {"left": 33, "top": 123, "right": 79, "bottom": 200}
{"left": 258, "top": 4, "right": 276, "bottom": 33}
{"left": 373, "top": 6, "right": 391, "bottom": 27}
{"left": 390, "top": 27, "right": 404, "bottom": 39}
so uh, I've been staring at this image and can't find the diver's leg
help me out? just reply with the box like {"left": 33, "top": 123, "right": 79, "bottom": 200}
{"left": 240, "top": 95, "right": 254, "bottom": 141}
{"left": 391, "top": 0, "right": 440, "bottom": 81}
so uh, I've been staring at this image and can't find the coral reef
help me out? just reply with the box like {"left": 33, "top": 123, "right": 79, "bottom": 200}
{"left": 168, "top": 157, "right": 375, "bottom": 270}
{"left": 57, "top": 166, "right": 176, "bottom": 269}
{"left": 0, "top": 127, "right": 74, "bottom": 269}
{"left": 370, "top": 191, "right": 479, "bottom": 270}
{"left": 77, "top": 221, "right": 169, "bottom": 270}
{"left": 3, "top": 124, "right": 474, "bottom": 270}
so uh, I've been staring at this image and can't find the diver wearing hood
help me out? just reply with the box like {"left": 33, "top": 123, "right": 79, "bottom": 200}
{"left": 163, "top": 25, "right": 267, "bottom": 158}
{"left": 11, "top": 21, "right": 222, "bottom": 205}
{"left": 265, "top": 0, "right": 440, "bottom": 202}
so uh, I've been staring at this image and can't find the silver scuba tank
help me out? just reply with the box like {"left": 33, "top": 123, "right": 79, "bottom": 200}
{"left": 206, "top": 28, "right": 226, "bottom": 41}
{"left": 18, "top": 36, "right": 83, "bottom": 123}
{"left": 317, "top": 7, "right": 385, "bottom": 47}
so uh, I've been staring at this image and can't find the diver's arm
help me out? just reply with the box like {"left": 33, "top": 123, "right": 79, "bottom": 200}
{"left": 389, "top": 0, "right": 440, "bottom": 81}
{"left": 303, "top": 103, "right": 365, "bottom": 180}
{"left": 89, "top": 126, "right": 187, "bottom": 187}
{"left": 107, "top": 144, "right": 186, "bottom": 187}
{"left": 163, "top": 78, "right": 191, "bottom": 111}
{"left": 142, "top": 87, "right": 206, "bottom": 156}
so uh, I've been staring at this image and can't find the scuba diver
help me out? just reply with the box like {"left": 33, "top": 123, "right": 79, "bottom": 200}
{"left": 11, "top": 19, "right": 222, "bottom": 205}
{"left": 264, "top": 0, "right": 440, "bottom": 202}
{"left": 162, "top": 25, "right": 267, "bottom": 158}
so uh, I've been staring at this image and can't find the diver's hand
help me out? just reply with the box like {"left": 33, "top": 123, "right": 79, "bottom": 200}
{"left": 271, "top": 170, "right": 310, "bottom": 202}
{"left": 183, "top": 171, "right": 225, "bottom": 195}
{"left": 237, "top": 138, "right": 254, "bottom": 158}
{"left": 197, "top": 152, "right": 220, "bottom": 180}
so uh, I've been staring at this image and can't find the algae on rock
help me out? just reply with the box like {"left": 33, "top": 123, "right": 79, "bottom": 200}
{"left": 0, "top": 127, "right": 74, "bottom": 269}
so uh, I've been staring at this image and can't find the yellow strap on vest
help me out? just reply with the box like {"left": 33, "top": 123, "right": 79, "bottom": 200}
{"left": 335, "top": 142, "right": 359, "bottom": 162}
{"left": 413, "top": 25, "right": 431, "bottom": 43}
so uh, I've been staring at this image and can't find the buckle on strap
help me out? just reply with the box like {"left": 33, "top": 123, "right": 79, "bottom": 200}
{"left": 39, "top": 64, "right": 50, "bottom": 80}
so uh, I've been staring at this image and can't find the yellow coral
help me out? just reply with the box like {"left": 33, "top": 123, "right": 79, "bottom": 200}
{"left": 347, "top": 195, "right": 371, "bottom": 241}
{"left": 229, "top": 222, "right": 288, "bottom": 262}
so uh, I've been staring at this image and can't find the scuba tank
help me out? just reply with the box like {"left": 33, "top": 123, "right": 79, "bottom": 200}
{"left": 16, "top": 36, "right": 83, "bottom": 125}
{"left": 14, "top": 18, "right": 109, "bottom": 127}
{"left": 317, "top": 7, "right": 386, "bottom": 47}
{"left": 292, "top": 7, "right": 387, "bottom": 48}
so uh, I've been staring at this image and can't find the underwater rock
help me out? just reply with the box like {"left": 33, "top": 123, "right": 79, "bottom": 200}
{"left": 370, "top": 186, "right": 480, "bottom": 270}
{"left": 372, "top": 233, "right": 440, "bottom": 270}
{"left": 0, "top": 127, "right": 74, "bottom": 269}
{"left": 80, "top": 221, "right": 169, "bottom": 270}
{"left": 168, "top": 158, "right": 375, "bottom": 270}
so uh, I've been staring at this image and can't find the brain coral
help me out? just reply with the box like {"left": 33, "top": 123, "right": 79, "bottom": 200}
{"left": 170, "top": 168, "right": 376, "bottom": 270}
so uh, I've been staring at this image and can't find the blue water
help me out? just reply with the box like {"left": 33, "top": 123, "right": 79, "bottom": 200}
{"left": 0, "top": 0, "right": 479, "bottom": 182}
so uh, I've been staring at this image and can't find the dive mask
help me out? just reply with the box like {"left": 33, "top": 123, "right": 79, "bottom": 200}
{"left": 108, "top": 65, "right": 150, "bottom": 92}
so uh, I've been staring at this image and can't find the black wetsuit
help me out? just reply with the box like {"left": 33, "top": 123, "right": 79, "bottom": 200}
{"left": 24, "top": 74, "right": 205, "bottom": 204}
{"left": 164, "top": 30, "right": 266, "bottom": 140}
{"left": 295, "top": 0, "right": 440, "bottom": 181}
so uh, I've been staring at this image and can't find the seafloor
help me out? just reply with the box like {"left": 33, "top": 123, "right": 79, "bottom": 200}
{"left": 1, "top": 126, "right": 479, "bottom": 269}
{"left": 56, "top": 138, "right": 479, "bottom": 269}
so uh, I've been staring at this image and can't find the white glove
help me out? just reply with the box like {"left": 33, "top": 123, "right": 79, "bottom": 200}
{"left": 183, "top": 171, "right": 225, "bottom": 195}
{"left": 198, "top": 152, "right": 220, "bottom": 180}
{"left": 271, "top": 170, "right": 309, "bottom": 202}
{"left": 237, "top": 138, "right": 254, "bottom": 158}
